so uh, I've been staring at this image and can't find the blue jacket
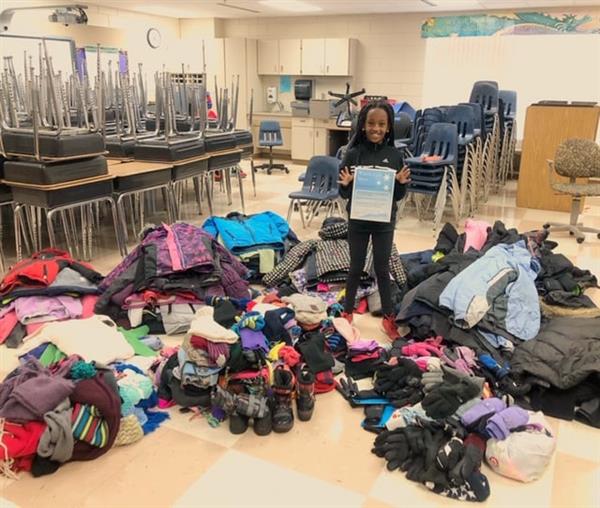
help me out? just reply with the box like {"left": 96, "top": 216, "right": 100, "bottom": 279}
{"left": 439, "top": 241, "right": 540, "bottom": 341}
{"left": 202, "top": 211, "right": 290, "bottom": 254}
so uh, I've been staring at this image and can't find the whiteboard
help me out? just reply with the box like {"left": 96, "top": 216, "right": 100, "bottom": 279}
{"left": 0, "top": 34, "right": 75, "bottom": 81}
{"left": 422, "top": 34, "right": 600, "bottom": 138}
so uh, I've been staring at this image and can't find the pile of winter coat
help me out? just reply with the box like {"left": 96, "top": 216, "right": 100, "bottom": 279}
{"left": 331, "top": 218, "right": 598, "bottom": 503}
{"left": 95, "top": 222, "right": 252, "bottom": 333}
{"left": 202, "top": 211, "right": 299, "bottom": 282}
{"left": 263, "top": 217, "right": 407, "bottom": 311}
{"left": 0, "top": 249, "right": 102, "bottom": 349}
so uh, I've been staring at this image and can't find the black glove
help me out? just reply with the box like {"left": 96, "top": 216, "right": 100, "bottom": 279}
{"left": 422, "top": 379, "right": 481, "bottom": 419}
{"left": 435, "top": 436, "right": 464, "bottom": 471}
{"left": 374, "top": 360, "right": 422, "bottom": 394}
{"left": 372, "top": 429, "right": 412, "bottom": 471}
{"left": 449, "top": 434, "right": 485, "bottom": 484}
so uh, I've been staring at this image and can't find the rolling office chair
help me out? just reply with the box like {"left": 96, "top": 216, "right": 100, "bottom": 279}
{"left": 544, "top": 139, "right": 600, "bottom": 244}
{"left": 252, "top": 121, "right": 289, "bottom": 175}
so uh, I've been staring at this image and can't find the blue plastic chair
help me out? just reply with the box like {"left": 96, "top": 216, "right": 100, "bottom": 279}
{"left": 393, "top": 112, "right": 412, "bottom": 150}
{"left": 252, "top": 120, "right": 289, "bottom": 175}
{"left": 499, "top": 90, "right": 517, "bottom": 121}
{"left": 444, "top": 105, "right": 476, "bottom": 146}
{"left": 405, "top": 123, "right": 460, "bottom": 230}
{"left": 469, "top": 82, "right": 499, "bottom": 114}
{"left": 287, "top": 155, "right": 341, "bottom": 227}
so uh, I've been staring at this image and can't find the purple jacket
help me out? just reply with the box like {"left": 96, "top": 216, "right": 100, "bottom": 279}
{"left": 96, "top": 223, "right": 249, "bottom": 316}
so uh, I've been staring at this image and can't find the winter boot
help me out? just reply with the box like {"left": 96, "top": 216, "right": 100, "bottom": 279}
{"left": 296, "top": 365, "right": 315, "bottom": 422}
{"left": 381, "top": 314, "right": 400, "bottom": 341}
{"left": 229, "top": 413, "right": 249, "bottom": 434}
{"left": 253, "top": 403, "right": 273, "bottom": 436}
{"left": 272, "top": 365, "right": 295, "bottom": 433}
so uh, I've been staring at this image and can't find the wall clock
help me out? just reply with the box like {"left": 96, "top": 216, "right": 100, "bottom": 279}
{"left": 147, "top": 28, "right": 161, "bottom": 49}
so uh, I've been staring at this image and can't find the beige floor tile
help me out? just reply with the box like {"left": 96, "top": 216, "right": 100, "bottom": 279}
{"left": 361, "top": 497, "right": 395, "bottom": 508}
{"left": 163, "top": 404, "right": 245, "bottom": 449}
{"left": 369, "top": 468, "right": 458, "bottom": 508}
{"left": 550, "top": 453, "right": 600, "bottom": 508}
{"left": 2, "top": 427, "right": 226, "bottom": 508}
{"left": 233, "top": 389, "right": 385, "bottom": 495}
{"left": 174, "top": 449, "right": 366, "bottom": 508}
{"left": 554, "top": 420, "right": 600, "bottom": 464}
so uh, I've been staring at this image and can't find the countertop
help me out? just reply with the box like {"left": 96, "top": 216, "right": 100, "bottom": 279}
{"left": 254, "top": 111, "right": 292, "bottom": 117}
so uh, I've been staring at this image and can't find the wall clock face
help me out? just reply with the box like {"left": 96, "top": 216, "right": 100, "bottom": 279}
{"left": 147, "top": 28, "right": 161, "bottom": 49}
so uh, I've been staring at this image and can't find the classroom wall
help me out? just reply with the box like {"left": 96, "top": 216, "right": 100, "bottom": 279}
{"left": 222, "top": 7, "right": 600, "bottom": 125}
{"left": 221, "top": 13, "right": 427, "bottom": 111}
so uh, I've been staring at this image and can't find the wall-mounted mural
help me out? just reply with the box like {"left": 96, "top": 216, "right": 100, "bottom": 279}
{"left": 422, "top": 12, "right": 600, "bottom": 38}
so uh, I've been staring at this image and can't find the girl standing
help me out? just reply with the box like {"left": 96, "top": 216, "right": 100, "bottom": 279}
{"left": 338, "top": 100, "right": 411, "bottom": 340}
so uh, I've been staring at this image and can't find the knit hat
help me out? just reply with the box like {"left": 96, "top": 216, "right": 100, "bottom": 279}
{"left": 213, "top": 300, "right": 238, "bottom": 329}
{"left": 282, "top": 294, "right": 327, "bottom": 326}
{"left": 187, "top": 306, "right": 238, "bottom": 344}
{"left": 114, "top": 414, "right": 144, "bottom": 446}
{"left": 485, "top": 412, "right": 556, "bottom": 482}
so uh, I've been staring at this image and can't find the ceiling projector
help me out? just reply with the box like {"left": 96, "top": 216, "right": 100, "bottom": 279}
{"left": 48, "top": 6, "right": 88, "bottom": 26}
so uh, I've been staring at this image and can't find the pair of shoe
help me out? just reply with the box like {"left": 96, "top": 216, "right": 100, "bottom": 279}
{"left": 342, "top": 312, "right": 400, "bottom": 341}
{"left": 271, "top": 364, "right": 316, "bottom": 433}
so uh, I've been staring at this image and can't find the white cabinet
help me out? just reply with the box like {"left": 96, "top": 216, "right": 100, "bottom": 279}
{"left": 300, "top": 39, "right": 325, "bottom": 76}
{"left": 292, "top": 118, "right": 314, "bottom": 161}
{"left": 279, "top": 39, "right": 302, "bottom": 75}
{"left": 257, "top": 39, "right": 279, "bottom": 75}
{"left": 313, "top": 126, "right": 328, "bottom": 156}
{"left": 292, "top": 118, "right": 330, "bottom": 160}
{"left": 325, "top": 38, "right": 353, "bottom": 76}
{"left": 258, "top": 38, "right": 355, "bottom": 76}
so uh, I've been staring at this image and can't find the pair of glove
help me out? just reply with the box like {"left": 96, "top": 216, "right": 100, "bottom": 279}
{"left": 422, "top": 378, "right": 481, "bottom": 419}
{"left": 373, "top": 359, "right": 422, "bottom": 395}
{"left": 435, "top": 433, "right": 486, "bottom": 483}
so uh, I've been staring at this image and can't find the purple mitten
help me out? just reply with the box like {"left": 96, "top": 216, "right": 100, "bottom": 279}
{"left": 239, "top": 328, "right": 269, "bottom": 353}
{"left": 485, "top": 406, "right": 529, "bottom": 440}
{"left": 461, "top": 397, "right": 507, "bottom": 429}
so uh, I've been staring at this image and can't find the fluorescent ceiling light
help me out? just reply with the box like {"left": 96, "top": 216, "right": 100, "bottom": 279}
{"left": 259, "top": 0, "right": 322, "bottom": 13}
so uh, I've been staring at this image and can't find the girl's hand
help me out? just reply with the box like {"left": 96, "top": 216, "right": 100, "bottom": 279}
{"left": 396, "top": 166, "right": 411, "bottom": 184}
{"left": 338, "top": 167, "right": 354, "bottom": 187}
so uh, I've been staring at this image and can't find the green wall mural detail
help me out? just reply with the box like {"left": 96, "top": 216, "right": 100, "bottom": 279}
{"left": 421, "top": 12, "right": 600, "bottom": 38}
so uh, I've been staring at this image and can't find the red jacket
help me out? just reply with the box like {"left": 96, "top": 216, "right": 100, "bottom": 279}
{"left": 0, "top": 249, "right": 99, "bottom": 296}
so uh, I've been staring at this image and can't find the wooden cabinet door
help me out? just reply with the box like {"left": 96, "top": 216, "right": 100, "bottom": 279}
{"left": 257, "top": 39, "right": 279, "bottom": 75}
{"left": 279, "top": 39, "right": 301, "bottom": 75}
{"left": 324, "top": 38, "right": 350, "bottom": 76}
{"left": 301, "top": 38, "right": 325, "bottom": 76}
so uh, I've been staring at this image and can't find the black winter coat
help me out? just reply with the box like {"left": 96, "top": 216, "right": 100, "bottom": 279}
{"left": 511, "top": 317, "right": 600, "bottom": 390}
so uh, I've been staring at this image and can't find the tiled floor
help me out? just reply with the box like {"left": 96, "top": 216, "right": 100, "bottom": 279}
{"left": 1, "top": 160, "right": 599, "bottom": 508}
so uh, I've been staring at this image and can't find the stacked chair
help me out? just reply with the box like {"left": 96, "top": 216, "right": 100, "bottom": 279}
{"left": 404, "top": 123, "right": 459, "bottom": 232}
{"left": 0, "top": 41, "right": 124, "bottom": 261}
{"left": 398, "top": 82, "right": 516, "bottom": 231}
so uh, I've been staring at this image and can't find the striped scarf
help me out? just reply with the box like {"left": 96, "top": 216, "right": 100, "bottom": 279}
{"left": 71, "top": 403, "right": 109, "bottom": 448}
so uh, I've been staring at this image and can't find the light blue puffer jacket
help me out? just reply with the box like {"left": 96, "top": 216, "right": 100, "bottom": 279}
{"left": 439, "top": 241, "right": 541, "bottom": 341}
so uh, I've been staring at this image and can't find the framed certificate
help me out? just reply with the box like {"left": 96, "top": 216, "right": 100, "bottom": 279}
{"left": 350, "top": 166, "right": 396, "bottom": 223}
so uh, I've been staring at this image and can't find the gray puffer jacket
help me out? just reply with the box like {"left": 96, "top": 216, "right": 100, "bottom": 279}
{"left": 511, "top": 317, "right": 600, "bottom": 390}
